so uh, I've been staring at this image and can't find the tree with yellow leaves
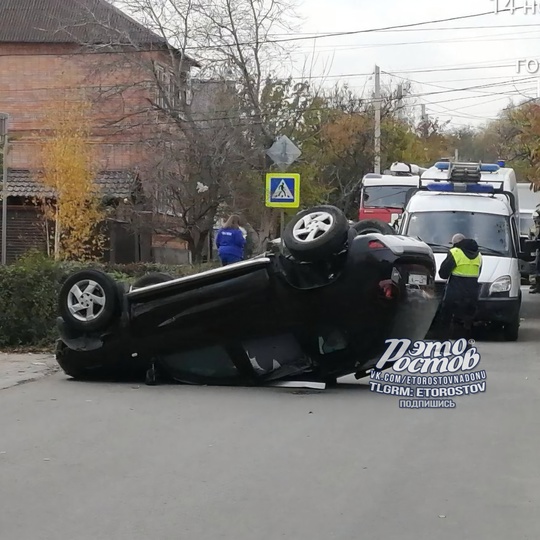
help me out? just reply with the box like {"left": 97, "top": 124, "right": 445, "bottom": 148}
{"left": 39, "top": 99, "right": 105, "bottom": 261}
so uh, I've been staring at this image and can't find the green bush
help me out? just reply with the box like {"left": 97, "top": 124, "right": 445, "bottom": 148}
{"left": 0, "top": 252, "right": 219, "bottom": 348}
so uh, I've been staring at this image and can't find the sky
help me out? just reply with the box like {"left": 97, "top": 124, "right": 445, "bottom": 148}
{"left": 284, "top": 0, "right": 540, "bottom": 129}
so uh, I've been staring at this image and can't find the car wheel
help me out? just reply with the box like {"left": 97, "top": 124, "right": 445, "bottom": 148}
{"left": 132, "top": 272, "right": 174, "bottom": 288}
{"left": 58, "top": 269, "right": 119, "bottom": 332}
{"left": 353, "top": 219, "right": 396, "bottom": 235}
{"left": 503, "top": 317, "right": 520, "bottom": 341}
{"left": 283, "top": 205, "right": 349, "bottom": 262}
{"left": 55, "top": 340, "right": 112, "bottom": 380}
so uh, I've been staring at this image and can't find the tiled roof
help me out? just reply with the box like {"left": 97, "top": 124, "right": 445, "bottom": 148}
{"left": 0, "top": 0, "right": 166, "bottom": 45}
{"left": 6, "top": 169, "right": 137, "bottom": 198}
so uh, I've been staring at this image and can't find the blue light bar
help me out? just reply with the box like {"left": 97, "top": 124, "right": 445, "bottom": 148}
{"left": 426, "top": 182, "right": 495, "bottom": 193}
{"left": 481, "top": 164, "right": 499, "bottom": 172}
{"left": 434, "top": 162, "right": 450, "bottom": 170}
{"left": 467, "top": 183, "right": 495, "bottom": 193}
{"left": 433, "top": 162, "right": 500, "bottom": 172}
{"left": 497, "top": 159, "right": 506, "bottom": 167}
{"left": 426, "top": 182, "right": 454, "bottom": 191}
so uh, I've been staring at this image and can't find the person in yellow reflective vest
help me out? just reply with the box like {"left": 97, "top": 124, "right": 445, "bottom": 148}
{"left": 438, "top": 233, "right": 482, "bottom": 340}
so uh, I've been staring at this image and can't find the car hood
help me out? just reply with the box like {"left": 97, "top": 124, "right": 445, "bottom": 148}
{"left": 433, "top": 253, "right": 512, "bottom": 283}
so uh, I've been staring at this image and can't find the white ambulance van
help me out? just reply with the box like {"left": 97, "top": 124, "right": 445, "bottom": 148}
{"left": 399, "top": 161, "right": 525, "bottom": 340}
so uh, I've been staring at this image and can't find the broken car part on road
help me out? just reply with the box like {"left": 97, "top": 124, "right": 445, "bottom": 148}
{"left": 55, "top": 205, "right": 439, "bottom": 386}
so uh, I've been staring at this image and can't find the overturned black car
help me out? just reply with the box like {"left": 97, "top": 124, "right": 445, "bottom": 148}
{"left": 55, "top": 205, "right": 439, "bottom": 386}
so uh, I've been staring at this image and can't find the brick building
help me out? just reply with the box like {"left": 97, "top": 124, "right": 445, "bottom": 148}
{"left": 0, "top": 0, "right": 199, "bottom": 263}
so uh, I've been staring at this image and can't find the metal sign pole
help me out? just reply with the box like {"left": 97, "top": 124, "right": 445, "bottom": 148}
{"left": 1, "top": 133, "right": 7, "bottom": 265}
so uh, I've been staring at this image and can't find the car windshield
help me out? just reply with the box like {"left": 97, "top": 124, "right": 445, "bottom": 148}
{"left": 405, "top": 211, "right": 513, "bottom": 256}
{"left": 362, "top": 186, "right": 415, "bottom": 209}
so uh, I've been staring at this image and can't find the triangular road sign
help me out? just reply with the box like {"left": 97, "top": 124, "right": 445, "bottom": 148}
{"left": 271, "top": 179, "right": 294, "bottom": 200}
{"left": 266, "top": 135, "right": 302, "bottom": 167}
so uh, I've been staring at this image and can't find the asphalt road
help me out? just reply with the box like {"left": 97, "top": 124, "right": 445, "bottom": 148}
{"left": 1, "top": 290, "right": 539, "bottom": 540}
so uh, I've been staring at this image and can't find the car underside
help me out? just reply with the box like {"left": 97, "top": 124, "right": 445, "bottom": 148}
{"left": 55, "top": 206, "right": 439, "bottom": 386}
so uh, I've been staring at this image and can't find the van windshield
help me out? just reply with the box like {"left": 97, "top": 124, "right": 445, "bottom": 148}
{"left": 362, "top": 186, "right": 416, "bottom": 209}
{"left": 405, "top": 211, "right": 513, "bottom": 257}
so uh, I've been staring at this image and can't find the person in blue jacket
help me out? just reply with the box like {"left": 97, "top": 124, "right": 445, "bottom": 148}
{"left": 215, "top": 214, "right": 246, "bottom": 266}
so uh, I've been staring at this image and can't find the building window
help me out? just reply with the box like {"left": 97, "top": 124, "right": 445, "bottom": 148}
{"left": 155, "top": 64, "right": 167, "bottom": 108}
{"left": 154, "top": 62, "right": 187, "bottom": 111}
{"left": 181, "top": 71, "right": 193, "bottom": 105}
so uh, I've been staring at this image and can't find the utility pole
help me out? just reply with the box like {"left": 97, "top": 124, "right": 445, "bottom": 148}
{"left": 396, "top": 83, "right": 403, "bottom": 120}
{"left": 0, "top": 113, "right": 8, "bottom": 266}
{"left": 374, "top": 65, "right": 381, "bottom": 174}
{"left": 455, "top": 148, "right": 459, "bottom": 162}
{"left": 420, "top": 104, "right": 428, "bottom": 138}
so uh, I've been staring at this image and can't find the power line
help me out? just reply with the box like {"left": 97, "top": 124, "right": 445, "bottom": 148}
{"left": 393, "top": 77, "right": 538, "bottom": 98}
{"left": 288, "top": 55, "right": 540, "bottom": 81}
{"left": 267, "top": 23, "right": 540, "bottom": 37}
{"left": 411, "top": 75, "right": 537, "bottom": 84}
{"left": 4, "top": 78, "right": 532, "bottom": 111}
{"left": 290, "top": 29, "right": 540, "bottom": 54}
{"left": 3, "top": 71, "right": 534, "bottom": 99}
{"left": 341, "top": 74, "right": 537, "bottom": 91}
{"left": 426, "top": 96, "right": 510, "bottom": 120}
{"left": 8, "top": 89, "right": 533, "bottom": 136}
{"left": 420, "top": 88, "right": 535, "bottom": 110}
{"left": 183, "top": 9, "right": 527, "bottom": 48}
{"left": 383, "top": 71, "right": 536, "bottom": 97}
{"left": 0, "top": 10, "right": 509, "bottom": 57}
{"left": 6, "top": 84, "right": 534, "bottom": 128}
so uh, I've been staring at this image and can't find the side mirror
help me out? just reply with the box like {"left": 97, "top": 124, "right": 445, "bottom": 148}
{"left": 519, "top": 251, "right": 535, "bottom": 262}
{"left": 524, "top": 239, "right": 540, "bottom": 252}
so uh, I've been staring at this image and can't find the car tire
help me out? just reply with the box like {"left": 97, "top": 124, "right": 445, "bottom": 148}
{"left": 282, "top": 205, "right": 349, "bottom": 262}
{"left": 58, "top": 269, "right": 119, "bottom": 332}
{"left": 55, "top": 340, "right": 112, "bottom": 381}
{"left": 132, "top": 272, "right": 174, "bottom": 288}
{"left": 353, "top": 219, "right": 396, "bottom": 236}
{"left": 56, "top": 355, "right": 107, "bottom": 381}
{"left": 503, "top": 317, "right": 520, "bottom": 341}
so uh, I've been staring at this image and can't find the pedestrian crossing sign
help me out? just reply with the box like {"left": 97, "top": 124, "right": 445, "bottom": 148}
{"left": 265, "top": 173, "right": 300, "bottom": 208}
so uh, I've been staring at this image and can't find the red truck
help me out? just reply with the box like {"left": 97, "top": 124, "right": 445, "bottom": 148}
{"left": 357, "top": 162, "right": 426, "bottom": 233}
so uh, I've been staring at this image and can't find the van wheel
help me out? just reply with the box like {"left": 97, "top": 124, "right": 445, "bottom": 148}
{"left": 503, "top": 317, "right": 519, "bottom": 341}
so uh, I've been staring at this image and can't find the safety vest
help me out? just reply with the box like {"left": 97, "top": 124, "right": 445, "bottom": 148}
{"left": 450, "top": 247, "right": 482, "bottom": 278}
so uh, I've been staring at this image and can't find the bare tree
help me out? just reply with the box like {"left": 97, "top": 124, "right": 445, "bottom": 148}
{"left": 65, "top": 0, "right": 312, "bottom": 258}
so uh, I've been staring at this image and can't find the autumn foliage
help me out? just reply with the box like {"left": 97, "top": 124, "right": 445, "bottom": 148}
{"left": 39, "top": 99, "right": 105, "bottom": 261}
